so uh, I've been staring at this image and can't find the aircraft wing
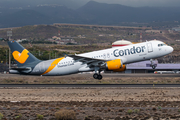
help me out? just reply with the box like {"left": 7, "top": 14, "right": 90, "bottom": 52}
{"left": 69, "top": 55, "right": 106, "bottom": 66}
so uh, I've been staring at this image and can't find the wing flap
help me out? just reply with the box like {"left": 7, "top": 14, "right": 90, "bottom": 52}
{"left": 69, "top": 55, "right": 105, "bottom": 65}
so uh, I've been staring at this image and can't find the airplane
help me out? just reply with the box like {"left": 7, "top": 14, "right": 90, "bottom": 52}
{"left": 8, "top": 40, "right": 173, "bottom": 80}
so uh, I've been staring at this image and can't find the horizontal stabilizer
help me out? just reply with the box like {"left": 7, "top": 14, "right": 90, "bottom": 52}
{"left": 10, "top": 67, "right": 32, "bottom": 74}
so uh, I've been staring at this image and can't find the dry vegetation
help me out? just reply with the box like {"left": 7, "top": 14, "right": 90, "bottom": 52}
{"left": 0, "top": 74, "right": 180, "bottom": 119}
{"left": 55, "top": 109, "right": 76, "bottom": 120}
{"left": 0, "top": 88, "right": 180, "bottom": 119}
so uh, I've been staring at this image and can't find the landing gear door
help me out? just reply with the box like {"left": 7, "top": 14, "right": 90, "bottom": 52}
{"left": 147, "top": 42, "right": 153, "bottom": 53}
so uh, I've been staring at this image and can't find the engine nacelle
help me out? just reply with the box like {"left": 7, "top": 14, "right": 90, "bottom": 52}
{"left": 106, "top": 59, "right": 122, "bottom": 70}
{"left": 105, "top": 59, "right": 126, "bottom": 72}
{"left": 113, "top": 65, "right": 126, "bottom": 72}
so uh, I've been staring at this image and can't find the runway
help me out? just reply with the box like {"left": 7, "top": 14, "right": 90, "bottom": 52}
{"left": 1, "top": 73, "right": 180, "bottom": 77}
{"left": 103, "top": 73, "right": 180, "bottom": 77}
{"left": 0, "top": 84, "right": 180, "bottom": 88}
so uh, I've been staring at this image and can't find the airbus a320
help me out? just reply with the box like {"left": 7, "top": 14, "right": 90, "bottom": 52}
{"left": 8, "top": 40, "right": 173, "bottom": 80}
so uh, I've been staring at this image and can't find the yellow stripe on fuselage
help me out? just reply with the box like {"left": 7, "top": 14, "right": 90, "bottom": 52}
{"left": 42, "top": 57, "right": 65, "bottom": 75}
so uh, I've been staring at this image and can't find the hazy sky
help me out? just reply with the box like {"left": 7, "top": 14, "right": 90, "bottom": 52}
{"left": 94, "top": 0, "right": 180, "bottom": 7}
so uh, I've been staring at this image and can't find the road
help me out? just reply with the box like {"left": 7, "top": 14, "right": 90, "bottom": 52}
{"left": 0, "top": 84, "right": 180, "bottom": 88}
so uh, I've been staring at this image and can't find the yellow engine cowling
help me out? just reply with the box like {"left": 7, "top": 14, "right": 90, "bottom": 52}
{"left": 106, "top": 59, "right": 126, "bottom": 72}
{"left": 113, "top": 65, "right": 126, "bottom": 72}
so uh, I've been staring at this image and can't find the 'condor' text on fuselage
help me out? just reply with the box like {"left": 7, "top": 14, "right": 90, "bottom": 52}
{"left": 113, "top": 46, "right": 146, "bottom": 57}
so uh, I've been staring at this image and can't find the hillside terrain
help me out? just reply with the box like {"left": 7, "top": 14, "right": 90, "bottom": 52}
{"left": 0, "top": 24, "right": 179, "bottom": 43}
{"left": 0, "top": 24, "right": 180, "bottom": 63}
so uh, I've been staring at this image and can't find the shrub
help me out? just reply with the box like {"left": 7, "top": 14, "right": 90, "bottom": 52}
{"left": 37, "top": 114, "right": 44, "bottom": 120}
{"left": 55, "top": 109, "right": 76, "bottom": 120}
{"left": 0, "top": 113, "right": 3, "bottom": 120}
{"left": 15, "top": 113, "right": 22, "bottom": 120}
{"left": 158, "top": 106, "right": 162, "bottom": 110}
{"left": 15, "top": 116, "right": 20, "bottom": 119}
{"left": 127, "top": 109, "right": 133, "bottom": 114}
{"left": 134, "top": 109, "right": 140, "bottom": 113}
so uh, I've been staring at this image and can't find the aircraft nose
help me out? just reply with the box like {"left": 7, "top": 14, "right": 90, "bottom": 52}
{"left": 168, "top": 46, "right": 174, "bottom": 53}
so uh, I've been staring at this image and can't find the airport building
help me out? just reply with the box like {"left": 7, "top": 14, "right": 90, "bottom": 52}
{"left": 104, "top": 60, "right": 180, "bottom": 74}
{"left": 125, "top": 60, "right": 180, "bottom": 73}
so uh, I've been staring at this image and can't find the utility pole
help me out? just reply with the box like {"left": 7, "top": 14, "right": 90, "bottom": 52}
{"left": 6, "top": 50, "right": 7, "bottom": 65}
{"left": 7, "top": 30, "right": 12, "bottom": 70}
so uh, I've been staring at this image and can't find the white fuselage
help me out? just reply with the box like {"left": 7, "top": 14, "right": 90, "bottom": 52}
{"left": 31, "top": 40, "right": 173, "bottom": 76}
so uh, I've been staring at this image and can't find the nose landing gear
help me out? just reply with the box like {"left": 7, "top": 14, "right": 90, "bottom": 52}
{"left": 151, "top": 65, "right": 156, "bottom": 69}
{"left": 150, "top": 59, "right": 157, "bottom": 69}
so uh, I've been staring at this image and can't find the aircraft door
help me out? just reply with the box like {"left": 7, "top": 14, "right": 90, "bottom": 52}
{"left": 147, "top": 43, "right": 153, "bottom": 53}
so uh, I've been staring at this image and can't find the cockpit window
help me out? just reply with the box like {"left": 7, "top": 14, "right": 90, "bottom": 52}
{"left": 158, "top": 43, "right": 167, "bottom": 47}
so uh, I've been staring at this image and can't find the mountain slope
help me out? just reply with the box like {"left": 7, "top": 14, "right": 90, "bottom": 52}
{"left": 0, "top": 10, "right": 51, "bottom": 27}
{"left": 77, "top": 1, "right": 180, "bottom": 24}
{"left": 0, "top": 1, "right": 180, "bottom": 28}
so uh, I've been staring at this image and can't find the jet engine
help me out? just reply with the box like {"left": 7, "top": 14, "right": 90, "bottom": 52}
{"left": 105, "top": 59, "right": 126, "bottom": 72}
{"left": 112, "top": 65, "right": 126, "bottom": 72}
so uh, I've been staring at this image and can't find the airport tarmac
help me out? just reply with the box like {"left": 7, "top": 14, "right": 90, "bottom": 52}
{"left": 1, "top": 73, "right": 180, "bottom": 77}
{"left": 0, "top": 73, "right": 180, "bottom": 84}
{"left": 0, "top": 73, "right": 180, "bottom": 101}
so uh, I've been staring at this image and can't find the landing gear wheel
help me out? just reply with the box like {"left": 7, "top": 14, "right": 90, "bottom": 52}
{"left": 93, "top": 73, "right": 103, "bottom": 80}
{"left": 97, "top": 74, "right": 102, "bottom": 80}
{"left": 152, "top": 65, "right": 156, "bottom": 69}
{"left": 93, "top": 73, "right": 98, "bottom": 79}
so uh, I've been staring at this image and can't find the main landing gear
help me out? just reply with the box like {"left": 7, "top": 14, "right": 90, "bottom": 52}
{"left": 93, "top": 67, "right": 103, "bottom": 80}
{"left": 93, "top": 73, "right": 103, "bottom": 80}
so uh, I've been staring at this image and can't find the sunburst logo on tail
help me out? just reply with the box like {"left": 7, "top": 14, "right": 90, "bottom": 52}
{"left": 12, "top": 49, "right": 29, "bottom": 64}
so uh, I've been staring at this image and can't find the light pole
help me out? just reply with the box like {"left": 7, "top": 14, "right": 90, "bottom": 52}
{"left": 7, "top": 30, "right": 12, "bottom": 70}
{"left": 6, "top": 50, "right": 7, "bottom": 65}
{"left": 49, "top": 52, "right": 51, "bottom": 59}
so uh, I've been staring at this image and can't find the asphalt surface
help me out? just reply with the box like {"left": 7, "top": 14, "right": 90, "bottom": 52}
{"left": 1, "top": 73, "right": 180, "bottom": 77}
{"left": 103, "top": 73, "right": 180, "bottom": 77}
{"left": 0, "top": 84, "right": 180, "bottom": 88}
{"left": 0, "top": 73, "right": 180, "bottom": 88}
